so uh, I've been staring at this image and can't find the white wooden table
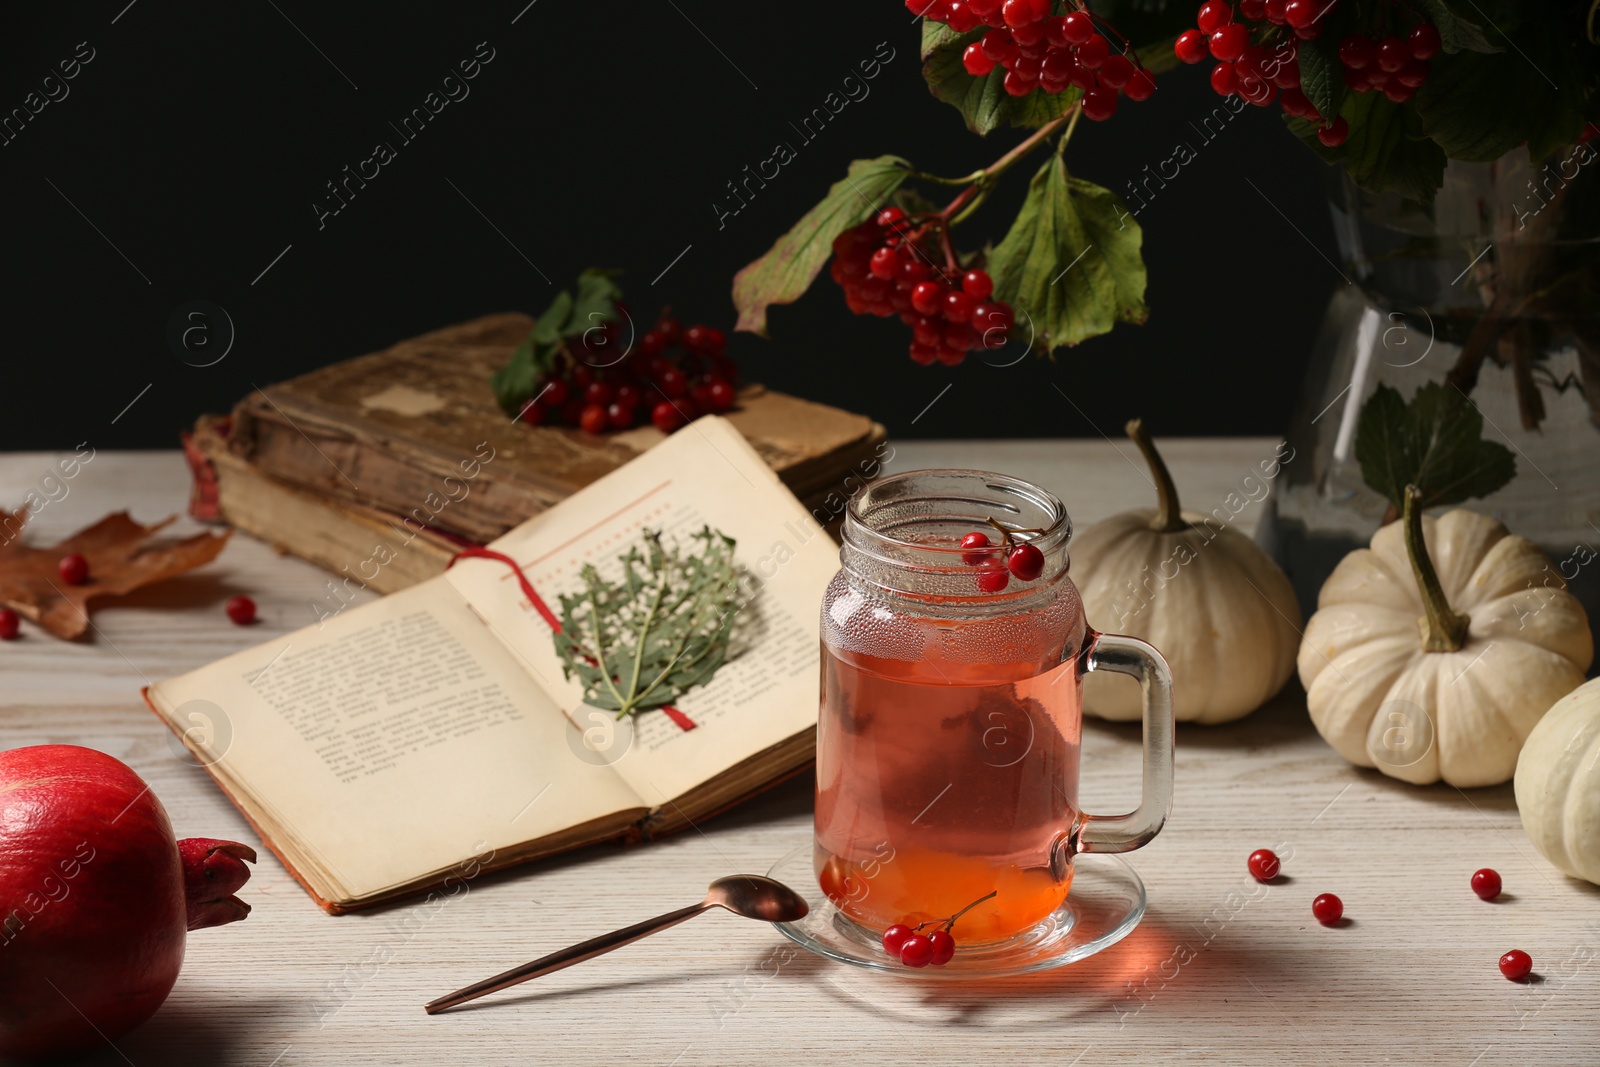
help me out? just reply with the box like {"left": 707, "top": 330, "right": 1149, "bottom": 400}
{"left": 4, "top": 443, "right": 1596, "bottom": 1067}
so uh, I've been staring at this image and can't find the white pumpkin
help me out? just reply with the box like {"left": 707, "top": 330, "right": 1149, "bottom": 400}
{"left": 1076, "top": 420, "right": 1301, "bottom": 724}
{"left": 1299, "top": 488, "right": 1592, "bottom": 787}
{"left": 1515, "top": 678, "right": 1600, "bottom": 885}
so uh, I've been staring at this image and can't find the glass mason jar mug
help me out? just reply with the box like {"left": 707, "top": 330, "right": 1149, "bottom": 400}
{"left": 815, "top": 470, "right": 1174, "bottom": 945}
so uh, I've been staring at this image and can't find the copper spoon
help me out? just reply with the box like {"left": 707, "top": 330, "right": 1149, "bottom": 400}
{"left": 424, "top": 874, "right": 809, "bottom": 1014}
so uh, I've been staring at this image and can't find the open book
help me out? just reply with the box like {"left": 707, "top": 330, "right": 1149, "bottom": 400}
{"left": 146, "top": 417, "right": 837, "bottom": 912}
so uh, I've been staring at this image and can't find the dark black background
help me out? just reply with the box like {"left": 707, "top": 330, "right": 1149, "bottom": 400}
{"left": 0, "top": 1, "right": 1341, "bottom": 450}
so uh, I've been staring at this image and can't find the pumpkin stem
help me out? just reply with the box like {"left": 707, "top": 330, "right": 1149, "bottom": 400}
{"left": 1126, "top": 418, "right": 1187, "bottom": 533}
{"left": 1401, "top": 485, "right": 1470, "bottom": 653}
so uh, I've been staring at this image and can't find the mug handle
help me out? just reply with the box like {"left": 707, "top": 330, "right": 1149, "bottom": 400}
{"left": 1071, "top": 631, "right": 1175, "bottom": 855}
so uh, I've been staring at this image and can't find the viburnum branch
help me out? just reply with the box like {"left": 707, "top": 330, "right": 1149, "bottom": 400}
{"left": 945, "top": 106, "right": 1081, "bottom": 228}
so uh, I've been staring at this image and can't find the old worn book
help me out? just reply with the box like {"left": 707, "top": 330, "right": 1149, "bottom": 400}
{"left": 146, "top": 417, "right": 836, "bottom": 913}
{"left": 230, "top": 312, "right": 887, "bottom": 542}
{"left": 185, "top": 416, "right": 461, "bottom": 598}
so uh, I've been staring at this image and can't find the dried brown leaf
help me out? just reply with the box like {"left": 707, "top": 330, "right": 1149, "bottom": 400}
{"left": 0, "top": 510, "right": 231, "bottom": 639}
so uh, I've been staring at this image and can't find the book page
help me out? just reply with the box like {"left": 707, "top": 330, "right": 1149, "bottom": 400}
{"left": 147, "top": 580, "right": 647, "bottom": 903}
{"left": 445, "top": 416, "right": 836, "bottom": 808}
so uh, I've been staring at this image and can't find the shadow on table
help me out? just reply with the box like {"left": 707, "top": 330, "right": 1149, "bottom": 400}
{"left": 80, "top": 571, "right": 255, "bottom": 625}
{"left": 1372, "top": 774, "right": 1520, "bottom": 816}
{"left": 768, "top": 911, "right": 1316, "bottom": 1032}
{"left": 17, "top": 991, "right": 300, "bottom": 1067}
{"left": 1081, "top": 680, "right": 1317, "bottom": 754}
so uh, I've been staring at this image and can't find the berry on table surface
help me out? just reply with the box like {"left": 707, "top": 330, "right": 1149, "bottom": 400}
{"left": 1470, "top": 868, "right": 1502, "bottom": 901}
{"left": 58, "top": 553, "right": 89, "bottom": 585}
{"left": 225, "top": 596, "right": 257, "bottom": 626}
{"left": 0, "top": 608, "right": 18, "bottom": 641}
{"left": 1312, "top": 893, "right": 1343, "bottom": 924}
{"left": 1247, "top": 848, "right": 1280, "bottom": 882}
{"left": 1499, "top": 949, "right": 1532, "bottom": 981}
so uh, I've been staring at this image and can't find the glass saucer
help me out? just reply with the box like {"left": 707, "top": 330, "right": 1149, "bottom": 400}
{"left": 767, "top": 846, "right": 1146, "bottom": 980}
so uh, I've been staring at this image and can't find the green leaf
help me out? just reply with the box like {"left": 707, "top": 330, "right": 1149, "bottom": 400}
{"left": 1412, "top": 52, "right": 1524, "bottom": 163}
{"left": 988, "top": 152, "right": 1147, "bottom": 353}
{"left": 567, "top": 270, "right": 623, "bottom": 337}
{"left": 490, "top": 337, "right": 538, "bottom": 415}
{"left": 920, "top": 16, "right": 964, "bottom": 59}
{"left": 1415, "top": 21, "right": 1586, "bottom": 166}
{"left": 732, "top": 155, "right": 910, "bottom": 336}
{"left": 554, "top": 527, "right": 742, "bottom": 718}
{"left": 1354, "top": 382, "right": 1516, "bottom": 511}
{"left": 1412, "top": 0, "right": 1499, "bottom": 54}
{"left": 921, "top": 26, "right": 1080, "bottom": 135}
{"left": 530, "top": 290, "right": 573, "bottom": 346}
{"left": 1316, "top": 92, "right": 1448, "bottom": 203}
{"left": 1296, "top": 33, "right": 1343, "bottom": 126}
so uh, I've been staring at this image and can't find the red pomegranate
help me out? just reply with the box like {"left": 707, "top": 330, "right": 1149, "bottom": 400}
{"left": 0, "top": 745, "right": 255, "bottom": 1059}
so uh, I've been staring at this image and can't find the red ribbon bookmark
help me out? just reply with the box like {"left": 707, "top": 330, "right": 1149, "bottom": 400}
{"left": 448, "top": 546, "right": 696, "bottom": 731}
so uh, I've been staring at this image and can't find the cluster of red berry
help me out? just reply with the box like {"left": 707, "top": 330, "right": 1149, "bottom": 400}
{"left": 518, "top": 317, "right": 737, "bottom": 435}
{"left": 1175, "top": 1, "right": 1438, "bottom": 149}
{"left": 831, "top": 208, "right": 1015, "bottom": 367}
{"left": 881, "top": 890, "right": 995, "bottom": 968}
{"left": 959, "top": 521, "right": 1045, "bottom": 592}
{"left": 1336, "top": 24, "right": 1439, "bottom": 100}
{"left": 1248, "top": 849, "right": 1534, "bottom": 980}
{"left": 913, "top": 0, "right": 1154, "bottom": 119}
{"left": 1176, "top": 2, "right": 1343, "bottom": 145}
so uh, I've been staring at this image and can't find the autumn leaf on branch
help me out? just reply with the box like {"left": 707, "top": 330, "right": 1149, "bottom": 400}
{"left": 989, "top": 148, "right": 1148, "bottom": 351}
{"left": 0, "top": 510, "right": 231, "bottom": 640}
{"left": 732, "top": 156, "right": 911, "bottom": 336}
